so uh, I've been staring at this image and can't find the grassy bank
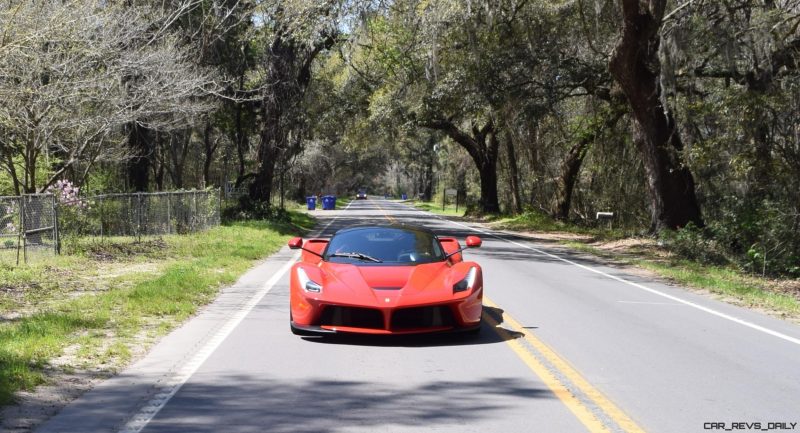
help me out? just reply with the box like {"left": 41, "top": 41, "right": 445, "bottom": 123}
{"left": 492, "top": 209, "right": 626, "bottom": 240}
{"left": 336, "top": 197, "right": 351, "bottom": 209}
{"left": 485, "top": 209, "right": 799, "bottom": 320}
{"left": 563, "top": 241, "right": 800, "bottom": 318}
{"left": 0, "top": 211, "right": 314, "bottom": 405}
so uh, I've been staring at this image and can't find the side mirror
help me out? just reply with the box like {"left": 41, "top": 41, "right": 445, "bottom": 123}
{"left": 288, "top": 237, "right": 303, "bottom": 249}
{"left": 465, "top": 236, "right": 482, "bottom": 248}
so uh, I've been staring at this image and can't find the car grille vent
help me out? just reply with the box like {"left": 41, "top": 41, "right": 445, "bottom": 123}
{"left": 391, "top": 306, "right": 455, "bottom": 330}
{"left": 320, "top": 306, "right": 384, "bottom": 329}
{"left": 372, "top": 286, "right": 402, "bottom": 290}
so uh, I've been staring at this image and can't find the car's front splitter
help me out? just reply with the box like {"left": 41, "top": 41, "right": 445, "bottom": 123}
{"left": 290, "top": 320, "right": 480, "bottom": 336}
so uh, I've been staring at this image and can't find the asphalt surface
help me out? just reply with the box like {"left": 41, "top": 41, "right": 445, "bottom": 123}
{"left": 37, "top": 199, "right": 800, "bottom": 433}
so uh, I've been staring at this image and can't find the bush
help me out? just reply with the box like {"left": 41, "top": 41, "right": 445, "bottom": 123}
{"left": 222, "top": 196, "right": 291, "bottom": 223}
{"left": 660, "top": 223, "right": 729, "bottom": 265}
{"left": 664, "top": 199, "right": 800, "bottom": 277}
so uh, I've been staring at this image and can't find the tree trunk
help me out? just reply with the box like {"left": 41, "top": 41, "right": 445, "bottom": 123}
{"left": 296, "top": 171, "right": 306, "bottom": 202}
{"left": 422, "top": 136, "right": 436, "bottom": 201}
{"left": 423, "top": 160, "right": 434, "bottom": 201}
{"left": 1, "top": 142, "right": 22, "bottom": 195}
{"left": 248, "top": 31, "right": 336, "bottom": 206}
{"left": 553, "top": 105, "right": 624, "bottom": 220}
{"left": 250, "top": 100, "right": 281, "bottom": 203}
{"left": 504, "top": 131, "right": 522, "bottom": 214}
{"left": 167, "top": 130, "right": 189, "bottom": 189}
{"left": 478, "top": 159, "right": 500, "bottom": 214}
{"left": 480, "top": 132, "right": 501, "bottom": 214}
{"left": 419, "top": 118, "right": 501, "bottom": 214}
{"left": 202, "top": 119, "right": 217, "bottom": 189}
{"left": 126, "top": 121, "right": 151, "bottom": 192}
{"left": 233, "top": 74, "right": 248, "bottom": 188}
{"left": 609, "top": 0, "right": 703, "bottom": 231}
{"left": 553, "top": 140, "right": 589, "bottom": 221}
{"left": 153, "top": 132, "right": 165, "bottom": 191}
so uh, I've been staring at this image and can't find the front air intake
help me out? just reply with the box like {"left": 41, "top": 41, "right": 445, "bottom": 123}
{"left": 391, "top": 306, "right": 455, "bottom": 330}
{"left": 319, "top": 306, "right": 384, "bottom": 329}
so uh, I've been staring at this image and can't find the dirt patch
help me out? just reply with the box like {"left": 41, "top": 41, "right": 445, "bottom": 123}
{"left": 498, "top": 229, "right": 594, "bottom": 243}
{"left": 0, "top": 310, "right": 169, "bottom": 432}
{"left": 0, "top": 241, "right": 172, "bottom": 431}
{"left": 0, "top": 370, "right": 111, "bottom": 433}
{"left": 767, "top": 279, "right": 800, "bottom": 299}
{"left": 86, "top": 262, "right": 160, "bottom": 293}
{"left": 84, "top": 239, "right": 167, "bottom": 261}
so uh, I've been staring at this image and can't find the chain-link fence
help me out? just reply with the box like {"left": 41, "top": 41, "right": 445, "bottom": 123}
{"left": 0, "top": 194, "right": 58, "bottom": 265}
{"left": 0, "top": 189, "right": 220, "bottom": 265}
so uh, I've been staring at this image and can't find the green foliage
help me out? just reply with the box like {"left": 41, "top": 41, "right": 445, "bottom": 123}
{"left": 661, "top": 199, "right": 800, "bottom": 278}
{"left": 659, "top": 223, "right": 728, "bottom": 266}
{"left": 222, "top": 196, "right": 294, "bottom": 222}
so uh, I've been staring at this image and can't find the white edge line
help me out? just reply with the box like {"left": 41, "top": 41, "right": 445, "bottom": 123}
{"left": 616, "top": 301, "right": 683, "bottom": 306}
{"left": 405, "top": 202, "right": 800, "bottom": 347}
{"left": 119, "top": 201, "right": 353, "bottom": 433}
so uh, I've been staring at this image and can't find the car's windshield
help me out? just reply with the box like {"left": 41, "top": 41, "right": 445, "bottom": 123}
{"left": 324, "top": 227, "right": 445, "bottom": 265}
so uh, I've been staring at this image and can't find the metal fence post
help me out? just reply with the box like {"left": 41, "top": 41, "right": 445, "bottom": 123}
{"left": 217, "top": 188, "right": 222, "bottom": 226}
{"left": 15, "top": 196, "right": 22, "bottom": 266}
{"left": 136, "top": 192, "right": 142, "bottom": 242}
{"left": 166, "top": 192, "right": 172, "bottom": 235}
{"left": 21, "top": 195, "right": 27, "bottom": 264}
{"left": 192, "top": 191, "right": 197, "bottom": 232}
{"left": 99, "top": 196, "right": 104, "bottom": 242}
{"left": 52, "top": 194, "right": 60, "bottom": 255}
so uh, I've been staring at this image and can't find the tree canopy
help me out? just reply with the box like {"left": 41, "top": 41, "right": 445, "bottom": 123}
{"left": 1, "top": 0, "right": 799, "bottom": 276}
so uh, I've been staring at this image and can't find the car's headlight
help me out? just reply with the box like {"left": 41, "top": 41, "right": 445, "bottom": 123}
{"left": 453, "top": 267, "right": 477, "bottom": 293}
{"left": 297, "top": 267, "right": 322, "bottom": 293}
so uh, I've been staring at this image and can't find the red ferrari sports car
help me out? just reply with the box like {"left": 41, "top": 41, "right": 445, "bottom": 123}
{"left": 287, "top": 225, "right": 483, "bottom": 335}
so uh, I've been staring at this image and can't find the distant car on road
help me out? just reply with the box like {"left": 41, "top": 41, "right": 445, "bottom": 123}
{"left": 356, "top": 189, "right": 367, "bottom": 200}
{"left": 287, "top": 224, "right": 484, "bottom": 336}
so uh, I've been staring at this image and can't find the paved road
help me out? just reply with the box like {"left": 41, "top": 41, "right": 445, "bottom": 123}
{"left": 38, "top": 199, "right": 800, "bottom": 433}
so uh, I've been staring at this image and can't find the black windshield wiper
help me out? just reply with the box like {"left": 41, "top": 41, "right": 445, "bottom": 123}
{"left": 328, "top": 252, "right": 383, "bottom": 263}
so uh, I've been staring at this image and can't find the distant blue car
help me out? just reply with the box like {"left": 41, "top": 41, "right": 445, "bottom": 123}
{"left": 356, "top": 189, "right": 367, "bottom": 200}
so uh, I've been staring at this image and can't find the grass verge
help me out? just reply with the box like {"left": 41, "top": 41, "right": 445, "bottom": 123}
{"left": 0, "top": 210, "right": 314, "bottom": 406}
{"left": 492, "top": 209, "right": 627, "bottom": 240}
{"left": 559, "top": 239, "right": 800, "bottom": 321}
{"left": 335, "top": 197, "right": 351, "bottom": 209}
{"left": 411, "top": 200, "right": 465, "bottom": 217}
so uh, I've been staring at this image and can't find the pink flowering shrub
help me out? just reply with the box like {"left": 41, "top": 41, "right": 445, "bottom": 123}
{"left": 48, "top": 180, "right": 86, "bottom": 208}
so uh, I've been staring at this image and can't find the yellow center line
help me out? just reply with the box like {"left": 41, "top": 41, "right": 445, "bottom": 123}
{"left": 379, "top": 200, "right": 643, "bottom": 432}
{"left": 483, "top": 311, "right": 610, "bottom": 433}
{"left": 484, "top": 296, "right": 646, "bottom": 433}
{"left": 374, "top": 199, "right": 397, "bottom": 223}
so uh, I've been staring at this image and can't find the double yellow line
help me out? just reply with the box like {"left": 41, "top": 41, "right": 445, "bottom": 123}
{"left": 373, "top": 198, "right": 646, "bottom": 432}
{"left": 484, "top": 298, "right": 645, "bottom": 433}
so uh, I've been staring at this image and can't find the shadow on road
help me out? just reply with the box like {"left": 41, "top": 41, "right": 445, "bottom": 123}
{"left": 144, "top": 374, "right": 553, "bottom": 433}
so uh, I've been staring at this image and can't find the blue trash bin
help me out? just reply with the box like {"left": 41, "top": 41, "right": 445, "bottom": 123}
{"left": 306, "top": 196, "right": 316, "bottom": 210}
{"left": 322, "top": 195, "right": 336, "bottom": 210}
{"left": 401, "top": 193, "right": 408, "bottom": 200}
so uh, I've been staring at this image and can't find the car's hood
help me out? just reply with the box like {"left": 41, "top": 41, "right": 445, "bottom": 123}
{"left": 317, "top": 261, "right": 459, "bottom": 307}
